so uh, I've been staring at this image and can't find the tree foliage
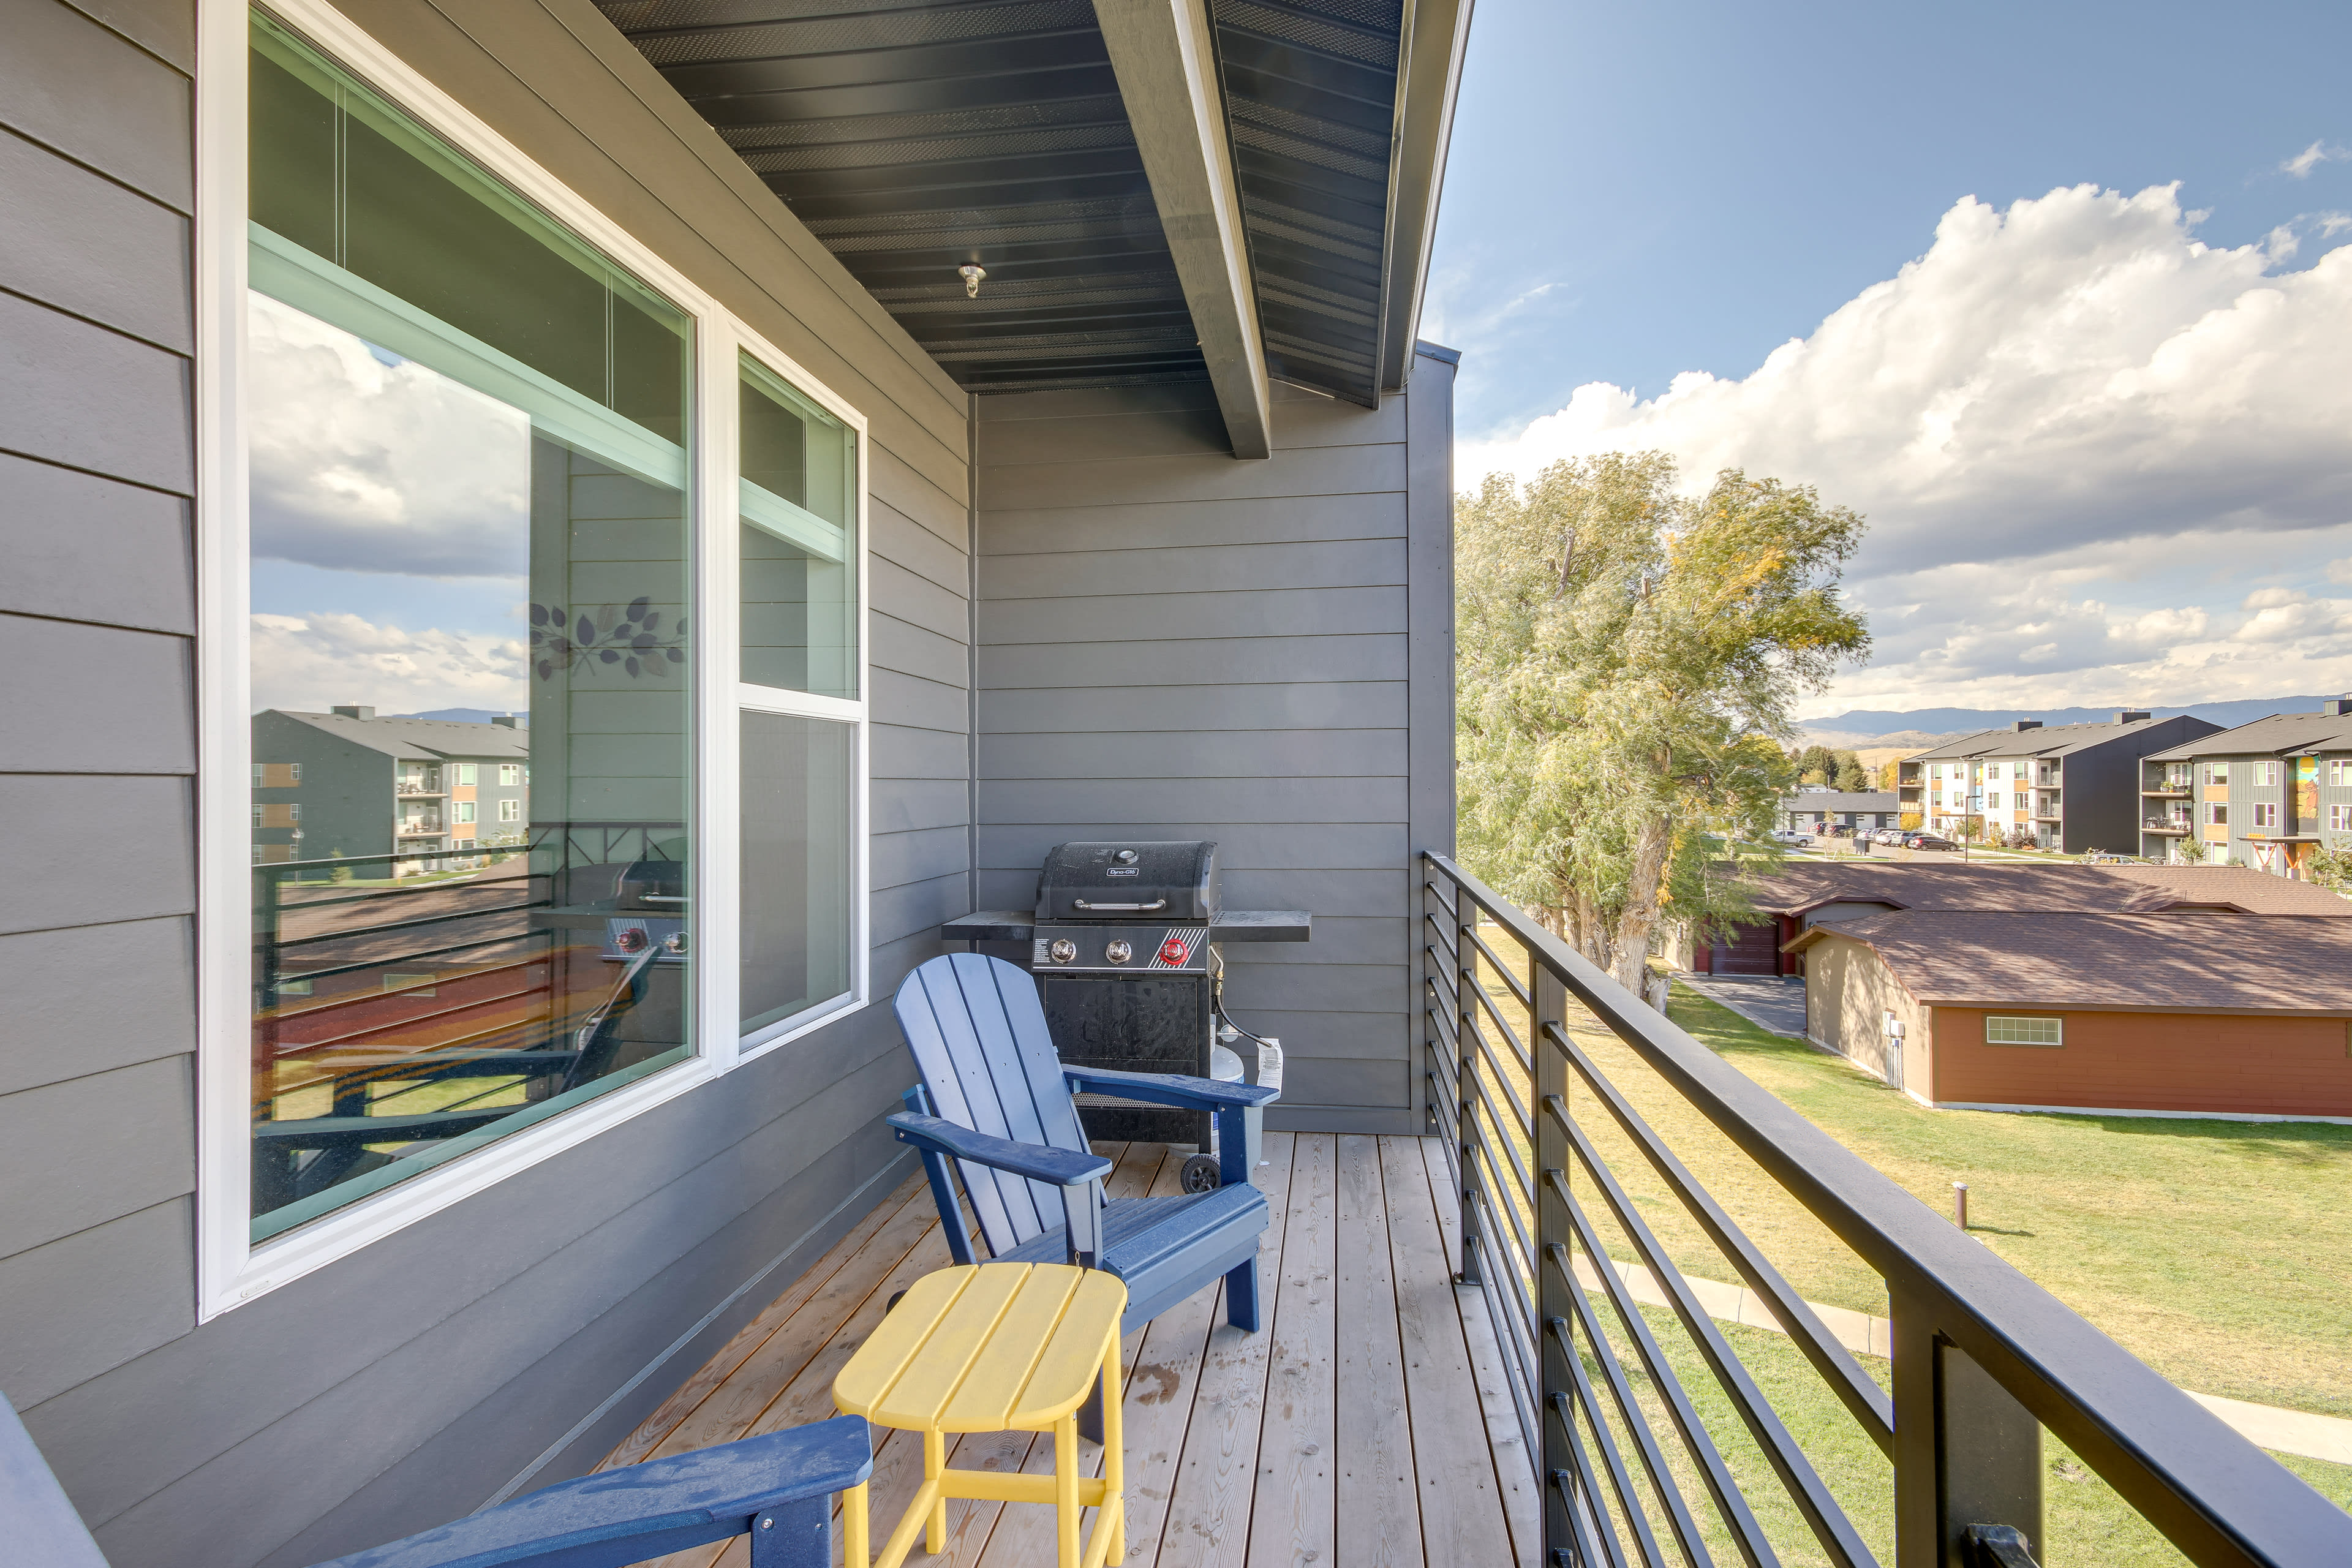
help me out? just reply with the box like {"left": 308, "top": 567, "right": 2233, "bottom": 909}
{"left": 1457, "top": 453, "right": 1871, "bottom": 992}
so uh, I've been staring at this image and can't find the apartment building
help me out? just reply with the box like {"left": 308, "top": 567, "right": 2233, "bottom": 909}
{"left": 1893, "top": 712, "right": 2220, "bottom": 852}
{"left": 251, "top": 707, "right": 531, "bottom": 872}
{"left": 1778, "top": 788, "right": 1899, "bottom": 834}
{"left": 2139, "top": 698, "right": 2352, "bottom": 872}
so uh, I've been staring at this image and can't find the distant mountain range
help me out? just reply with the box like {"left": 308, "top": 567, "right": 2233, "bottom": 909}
{"left": 1801, "top": 695, "right": 2343, "bottom": 751}
{"left": 396, "top": 708, "right": 527, "bottom": 725}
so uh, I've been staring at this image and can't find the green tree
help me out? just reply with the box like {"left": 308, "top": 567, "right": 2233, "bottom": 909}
{"left": 1457, "top": 454, "right": 1871, "bottom": 992}
{"left": 1834, "top": 753, "right": 1871, "bottom": 793}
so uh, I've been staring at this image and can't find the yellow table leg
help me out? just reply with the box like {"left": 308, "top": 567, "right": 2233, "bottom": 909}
{"left": 1055, "top": 1413, "right": 1080, "bottom": 1568}
{"left": 1101, "top": 1345, "right": 1125, "bottom": 1562}
{"left": 842, "top": 1480, "right": 870, "bottom": 1568}
{"left": 924, "top": 1428, "right": 948, "bottom": 1555}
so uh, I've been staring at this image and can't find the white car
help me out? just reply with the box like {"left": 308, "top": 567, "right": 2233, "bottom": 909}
{"left": 1770, "top": 827, "right": 1814, "bottom": 846}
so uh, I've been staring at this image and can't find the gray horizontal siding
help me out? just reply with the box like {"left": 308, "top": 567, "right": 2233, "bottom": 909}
{"left": 0, "top": 3, "right": 976, "bottom": 1566}
{"left": 976, "top": 371, "right": 1453, "bottom": 1134}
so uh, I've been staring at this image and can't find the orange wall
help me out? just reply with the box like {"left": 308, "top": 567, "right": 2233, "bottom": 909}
{"left": 1929, "top": 1008, "right": 2352, "bottom": 1117}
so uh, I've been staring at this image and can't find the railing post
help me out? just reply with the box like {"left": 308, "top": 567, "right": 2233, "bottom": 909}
{"left": 1893, "top": 1290, "right": 2045, "bottom": 1567}
{"left": 1532, "top": 958, "right": 1572, "bottom": 1563}
{"left": 1454, "top": 888, "right": 1483, "bottom": 1286}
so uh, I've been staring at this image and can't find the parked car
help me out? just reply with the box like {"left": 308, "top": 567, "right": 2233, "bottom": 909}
{"left": 1904, "top": 832, "right": 1956, "bottom": 851}
{"left": 1872, "top": 829, "right": 1902, "bottom": 845}
{"left": 1770, "top": 827, "right": 1814, "bottom": 846}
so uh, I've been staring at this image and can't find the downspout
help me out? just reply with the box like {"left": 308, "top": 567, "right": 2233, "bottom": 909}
{"left": 967, "top": 393, "right": 981, "bottom": 916}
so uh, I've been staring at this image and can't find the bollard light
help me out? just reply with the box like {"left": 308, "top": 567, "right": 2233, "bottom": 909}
{"left": 1953, "top": 1182, "right": 1970, "bottom": 1231}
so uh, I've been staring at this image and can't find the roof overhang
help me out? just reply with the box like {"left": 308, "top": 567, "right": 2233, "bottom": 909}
{"left": 593, "top": 0, "right": 1471, "bottom": 452}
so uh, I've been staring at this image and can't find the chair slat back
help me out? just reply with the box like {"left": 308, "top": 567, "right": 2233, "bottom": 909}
{"left": 894, "top": 954, "right": 1091, "bottom": 1256}
{"left": 1, "top": 1393, "right": 110, "bottom": 1568}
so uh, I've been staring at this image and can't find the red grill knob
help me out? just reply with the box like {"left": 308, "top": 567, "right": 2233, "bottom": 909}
{"left": 614, "top": 927, "right": 650, "bottom": 953}
{"left": 1158, "top": 935, "right": 1191, "bottom": 965}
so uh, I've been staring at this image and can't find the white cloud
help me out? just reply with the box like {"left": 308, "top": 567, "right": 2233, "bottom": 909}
{"left": 248, "top": 292, "right": 531, "bottom": 580}
{"left": 1460, "top": 183, "right": 2352, "bottom": 713}
{"left": 2282, "top": 141, "right": 2345, "bottom": 179}
{"left": 252, "top": 610, "right": 528, "bottom": 716}
{"left": 1461, "top": 184, "right": 2352, "bottom": 579}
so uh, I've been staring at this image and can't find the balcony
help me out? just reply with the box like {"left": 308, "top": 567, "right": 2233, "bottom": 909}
{"left": 396, "top": 820, "right": 445, "bottom": 837}
{"left": 396, "top": 783, "right": 447, "bottom": 797}
{"left": 600, "top": 1134, "right": 1534, "bottom": 1568}
{"left": 2144, "top": 820, "right": 2191, "bottom": 835}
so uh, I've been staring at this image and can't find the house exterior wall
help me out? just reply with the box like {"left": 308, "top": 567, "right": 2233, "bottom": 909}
{"left": 1802, "top": 938, "right": 1930, "bottom": 1090}
{"left": 1928, "top": 1006, "right": 2352, "bottom": 1118}
{"left": 973, "top": 366, "right": 1457, "bottom": 1134}
{"left": 2, "top": 4, "right": 978, "bottom": 1566}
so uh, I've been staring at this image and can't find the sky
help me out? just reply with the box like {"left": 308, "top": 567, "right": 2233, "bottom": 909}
{"left": 1425, "top": 0, "right": 2352, "bottom": 720}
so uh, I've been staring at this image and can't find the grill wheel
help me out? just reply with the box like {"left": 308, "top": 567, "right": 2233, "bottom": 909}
{"left": 1179, "top": 1154, "right": 1221, "bottom": 1193}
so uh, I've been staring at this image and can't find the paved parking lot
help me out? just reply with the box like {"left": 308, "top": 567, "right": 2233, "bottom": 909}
{"left": 1675, "top": 973, "right": 1811, "bottom": 1038}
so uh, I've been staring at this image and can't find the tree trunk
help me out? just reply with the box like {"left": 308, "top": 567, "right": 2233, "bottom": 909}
{"left": 1609, "top": 809, "right": 1674, "bottom": 995}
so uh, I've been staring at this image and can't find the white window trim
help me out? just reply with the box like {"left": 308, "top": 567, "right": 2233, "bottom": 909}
{"left": 196, "top": 0, "right": 872, "bottom": 1320}
{"left": 1983, "top": 1015, "right": 2064, "bottom": 1047}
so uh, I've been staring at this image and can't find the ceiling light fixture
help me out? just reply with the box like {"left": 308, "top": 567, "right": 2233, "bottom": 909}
{"left": 959, "top": 264, "right": 986, "bottom": 299}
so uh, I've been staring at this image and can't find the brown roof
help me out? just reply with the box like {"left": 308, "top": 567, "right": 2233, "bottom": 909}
{"left": 1789, "top": 911, "right": 2352, "bottom": 1012}
{"left": 1735, "top": 861, "right": 2352, "bottom": 918}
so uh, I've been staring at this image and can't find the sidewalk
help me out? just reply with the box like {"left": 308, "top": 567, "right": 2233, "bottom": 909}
{"left": 1569, "top": 1253, "right": 2352, "bottom": 1465}
{"left": 1677, "top": 973, "right": 1809, "bottom": 1039}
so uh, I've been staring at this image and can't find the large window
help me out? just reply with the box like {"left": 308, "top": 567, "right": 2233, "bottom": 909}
{"left": 208, "top": 7, "right": 870, "bottom": 1298}
{"left": 1984, "top": 1016, "right": 2063, "bottom": 1047}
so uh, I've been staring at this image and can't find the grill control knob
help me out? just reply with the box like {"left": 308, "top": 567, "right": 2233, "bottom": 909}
{"left": 614, "top": 927, "right": 650, "bottom": 953}
{"left": 1115, "top": 849, "right": 1139, "bottom": 864}
{"left": 1049, "top": 938, "right": 1077, "bottom": 964}
{"left": 1105, "top": 939, "right": 1133, "bottom": 964}
{"left": 663, "top": 930, "right": 689, "bottom": 956}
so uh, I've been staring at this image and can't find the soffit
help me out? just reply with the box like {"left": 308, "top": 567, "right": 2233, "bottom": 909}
{"left": 594, "top": 0, "right": 1428, "bottom": 405}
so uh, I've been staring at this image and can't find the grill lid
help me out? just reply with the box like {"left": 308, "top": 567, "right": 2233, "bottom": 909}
{"left": 1036, "top": 840, "right": 1221, "bottom": 922}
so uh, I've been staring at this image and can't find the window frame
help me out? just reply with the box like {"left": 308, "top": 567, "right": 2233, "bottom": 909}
{"left": 1983, "top": 1015, "right": 2063, "bottom": 1047}
{"left": 195, "top": 0, "right": 872, "bottom": 1319}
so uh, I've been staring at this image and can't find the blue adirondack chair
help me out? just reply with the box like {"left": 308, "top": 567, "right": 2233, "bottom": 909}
{"left": 886, "top": 952, "right": 1280, "bottom": 1338}
{"left": 0, "top": 1388, "right": 869, "bottom": 1568}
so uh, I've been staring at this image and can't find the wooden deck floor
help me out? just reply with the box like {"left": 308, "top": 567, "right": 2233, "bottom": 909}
{"left": 601, "top": 1133, "right": 1539, "bottom": 1568}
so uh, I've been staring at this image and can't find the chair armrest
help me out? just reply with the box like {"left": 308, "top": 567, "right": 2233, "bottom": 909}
{"left": 887, "top": 1113, "right": 1113, "bottom": 1186}
{"left": 308, "top": 1416, "right": 872, "bottom": 1568}
{"left": 1061, "top": 1067, "right": 1280, "bottom": 1110}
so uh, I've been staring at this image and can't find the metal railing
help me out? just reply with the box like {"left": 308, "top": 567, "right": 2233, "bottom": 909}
{"left": 1420, "top": 850, "right": 2348, "bottom": 1568}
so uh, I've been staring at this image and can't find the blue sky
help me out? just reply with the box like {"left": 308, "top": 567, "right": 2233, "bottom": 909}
{"left": 1428, "top": 1, "right": 2352, "bottom": 717}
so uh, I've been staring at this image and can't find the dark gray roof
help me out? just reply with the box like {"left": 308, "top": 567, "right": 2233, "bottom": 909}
{"left": 1905, "top": 715, "right": 2177, "bottom": 762}
{"left": 270, "top": 710, "right": 530, "bottom": 761}
{"left": 1790, "top": 911, "right": 2352, "bottom": 1012}
{"left": 1780, "top": 791, "right": 1898, "bottom": 811}
{"left": 2142, "top": 710, "right": 2352, "bottom": 761}
{"left": 1735, "top": 861, "right": 2352, "bottom": 918}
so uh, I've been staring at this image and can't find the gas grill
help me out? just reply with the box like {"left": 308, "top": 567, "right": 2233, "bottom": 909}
{"left": 941, "top": 842, "right": 1310, "bottom": 1149}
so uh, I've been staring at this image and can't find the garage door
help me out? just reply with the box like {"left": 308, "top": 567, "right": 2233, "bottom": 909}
{"left": 1713, "top": 920, "right": 1781, "bottom": 975}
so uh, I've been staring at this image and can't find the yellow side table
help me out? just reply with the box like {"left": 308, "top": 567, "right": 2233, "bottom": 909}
{"left": 834, "top": 1262, "right": 1127, "bottom": 1568}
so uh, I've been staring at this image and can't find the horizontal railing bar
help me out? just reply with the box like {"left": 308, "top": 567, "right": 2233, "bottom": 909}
{"left": 1547, "top": 1232, "right": 1781, "bottom": 1568}
{"left": 1462, "top": 1011, "right": 1536, "bottom": 1144}
{"left": 1422, "top": 872, "right": 1461, "bottom": 924}
{"left": 265, "top": 929, "right": 551, "bottom": 989}
{"left": 1550, "top": 1147, "right": 1875, "bottom": 1568}
{"left": 1461, "top": 1088, "right": 1536, "bottom": 1246}
{"left": 1463, "top": 1035, "right": 1537, "bottom": 1188}
{"left": 1463, "top": 1136, "right": 1539, "bottom": 1341}
{"left": 1466, "top": 965, "right": 1538, "bottom": 1081}
{"left": 1548, "top": 1398, "right": 1635, "bottom": 1568}
{"left": 1468, "top": 1229, "right": 1544, "bottom": 1472}
{"left": 1547, "top": 1035, "right": 1895, "bottom": 1452}
{"left": 1425, "top": 1002, "right": 1463, "bottom": 1074}
{"left": 1550, "top": 1298, "right": 1720, "bottom": 1568}
{"left": 1547, "top": 1318, "right": 1678, "bottom": 1568}
{"left": 1423, "top": 905, "right": 1463, "bottom": 960}
{"left": 1425, "top": 851, "right": 2349, "bottom": 1568}
{"left": 1461, "top": 921, "right": 1536, "bottom": 1009}
{"left": 1423, "top": 951, "right": 1463, "bottom": 1019}
{"left": 263, "top": 896, "right": 546, "bottom": 951}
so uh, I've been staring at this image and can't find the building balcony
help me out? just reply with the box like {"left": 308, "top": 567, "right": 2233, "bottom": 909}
{"left": 2143, "top": 821, "right": 2190, "bottom": 835}
{"left": 2141, "top": 788, "right": 2190, "bottom": 798}
{"left": 396, "top": 783, "right": 447, "bottom": 796}
{"left": 396, "top": 821, "right": 445, "bottom": 837}
{"left": 2034, "top": 812, "right": 2062, "bottom": 822}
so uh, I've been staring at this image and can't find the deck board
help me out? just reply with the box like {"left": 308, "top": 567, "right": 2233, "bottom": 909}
{"left": 600, "top": 1134, "right": 1528, "bottom": 1568}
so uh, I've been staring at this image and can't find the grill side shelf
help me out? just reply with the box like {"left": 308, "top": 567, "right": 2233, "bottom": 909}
{"left": 940, "top": 910, "right": 1311, "bottom": 944}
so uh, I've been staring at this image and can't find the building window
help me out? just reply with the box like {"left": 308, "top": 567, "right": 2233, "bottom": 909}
{"left": 243, "top": 15, "right": 694, "bottom": 1246}
{"left": 2206, "top": 762, "right": 2230, "bottom": 785}
{"left": 2252, "top": 802, "right": 2278, "bottom": 829}
{"left": 208, "top": 10, "right": 871, "bottom": 1316}
{"left": 2012, "top": 762, "right": 2026, "bottom": 778}
{"left": 2331, "top": 804, "right": 2352, "bottom": 832}
{"left": 2207, "top": 803, "right": 2228, "bottom": 826}
{"left": 251, "top": 805, "right": 265, "bottom": 827}
{"left": 2328, "top": 759, "right": 2350, "bottom": 786}
{"left": 2250, "top": 760, "right": 2280, "bottom": 787}
{"left": 1984, "top": 1016, "right": 2063, "bottom": 1047}
{"left": 288, "top": 802, "right": 301, "bottom": 821}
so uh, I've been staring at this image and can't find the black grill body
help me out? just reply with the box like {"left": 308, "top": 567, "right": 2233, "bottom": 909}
{"left": 1033, "top": 842, "right": 1221, "bottom": 1145}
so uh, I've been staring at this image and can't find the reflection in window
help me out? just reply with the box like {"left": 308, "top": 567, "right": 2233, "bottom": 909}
{"left": 741, "top": 355, "right": 858, "bottom": 698}
{"left": 741, "top": 714, "right": 856, "bottom": 1038}
{"left": 246, "top": 16, "right": 693, "bottom": 1242}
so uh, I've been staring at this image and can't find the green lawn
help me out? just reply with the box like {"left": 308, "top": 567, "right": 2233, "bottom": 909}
{"left": 1462, "top": 927, "right": 2352, "bottom": 1558}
